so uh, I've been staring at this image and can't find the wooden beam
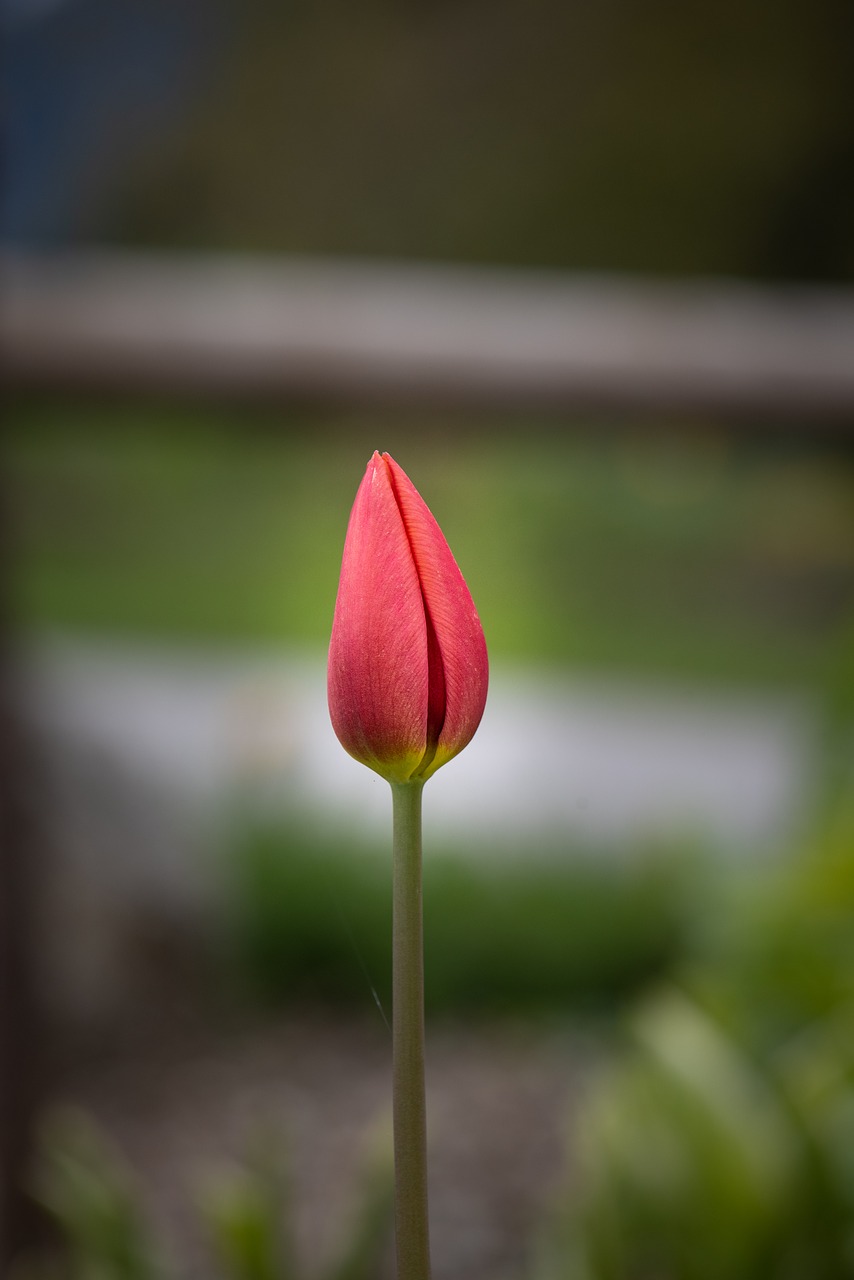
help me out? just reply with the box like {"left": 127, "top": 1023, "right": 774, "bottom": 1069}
{"left": 3, "top": 251, "right": 854, "bottom": 421}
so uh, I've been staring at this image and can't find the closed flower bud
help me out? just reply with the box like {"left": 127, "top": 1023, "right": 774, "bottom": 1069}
{"left": 328, "top": 451, "right": 488, "bottom": 784}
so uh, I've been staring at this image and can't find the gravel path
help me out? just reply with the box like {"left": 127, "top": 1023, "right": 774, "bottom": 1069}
{"left": 53, "top": 1009, "right": 590, "bottom": 1280}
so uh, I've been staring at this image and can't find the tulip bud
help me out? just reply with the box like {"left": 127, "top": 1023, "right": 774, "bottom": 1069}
{"left": 328, "top": 451, "right": 488, "bottom": 784}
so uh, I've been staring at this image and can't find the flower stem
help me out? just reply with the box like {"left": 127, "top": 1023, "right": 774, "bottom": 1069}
{"left": 391, "top": 779, "right": 431, "bottom": 1280}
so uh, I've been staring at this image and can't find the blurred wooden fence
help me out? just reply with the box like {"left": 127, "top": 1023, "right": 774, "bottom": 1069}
{"left": 3, "top": 250, "right": 854, "bottom": 423}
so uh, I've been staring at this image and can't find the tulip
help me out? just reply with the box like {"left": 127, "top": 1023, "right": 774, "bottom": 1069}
{"left": 328, "top": 451, "right": 488, "bottom": 785}
{"left": 328, "top": 452, "right": 488, "bottom": 1280}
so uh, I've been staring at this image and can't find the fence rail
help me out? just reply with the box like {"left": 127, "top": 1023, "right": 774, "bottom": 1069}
{"left": 3, "top": 250, "right": 854, "bottom": 422}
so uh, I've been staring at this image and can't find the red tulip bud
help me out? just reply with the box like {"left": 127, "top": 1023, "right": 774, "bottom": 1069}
{"left": 328, "top": 452, "right": 488, "bottom": 784}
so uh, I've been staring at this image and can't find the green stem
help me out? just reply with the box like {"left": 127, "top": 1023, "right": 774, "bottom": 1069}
{"left": 391, "top": 779, "right": 431, "bottom": 1280}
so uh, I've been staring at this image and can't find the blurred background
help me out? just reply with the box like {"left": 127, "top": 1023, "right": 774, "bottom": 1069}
{"left": 2, "top": 1, "right": 854, "bottom": 1278}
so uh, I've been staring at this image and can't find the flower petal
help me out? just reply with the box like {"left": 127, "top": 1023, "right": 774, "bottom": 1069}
{"left": 328, "top": 452, "right": 429, "bottom": 782}
{"left": 383, "top": 453, "right": 488, "bottom": 779}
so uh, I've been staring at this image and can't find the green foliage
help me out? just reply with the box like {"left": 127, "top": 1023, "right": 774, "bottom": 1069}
{"left": 7, "top": 404, "right": 854, "bottom": 692}
{"left": 26, "top": 1113, "right": 393, "bottom": 1280}
{"left": 197, "top": 1125, "right": 393, "bottom": 1280}
{"left": 31, "top": 1112, "right": 163, "bottom": 1280}
{"left": 198, "top": 1145, "right": 295, "bottom": 1280}
{"left": 223, "top": 818, "right": 693, "bottom": 1016}
{"left": 692, "top": 811, "right": 854, "bottom": 1050}
{"left": 542, "top": 811, "right": 854, "bottom": 1280}
{"left": 425, "top": 851, "right": 687, "bottom": 1013}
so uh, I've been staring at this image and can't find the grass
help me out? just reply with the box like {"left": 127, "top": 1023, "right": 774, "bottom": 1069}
{"left": 6, "top": 399, "right": 854, "bottom": 695}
